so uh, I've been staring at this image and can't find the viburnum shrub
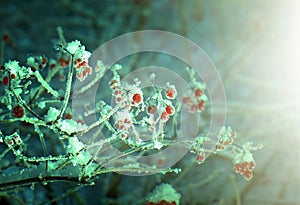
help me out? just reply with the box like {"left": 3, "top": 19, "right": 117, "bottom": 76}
{"left": 0, "top": 28, "right": 262, "bottom": 204}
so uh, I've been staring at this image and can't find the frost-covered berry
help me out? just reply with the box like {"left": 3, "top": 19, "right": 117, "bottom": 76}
{"left": 147, "top": 105, "right": 157, "bottom": 115}
{"left": 132, "top": 93, "right": 142, "bottom": 105}
{"left": 160, "top": 111, "right": 169, "bottom": 122}
{"left": 194, "top": 88, "right": 203, "bottom": 98}
{"left": 165, "top": 83, "right": 177, "bottom": 99}
{"left": 10, "top": 74, "right": 16, "bottom": 79}
{"left": 197, "top": 100, "right": 205, "bottom": 111}
{"left": 196, "top": 151, "right": 205, "bottom": 164}
{"left": 165, "top": 105, "right": 174, "bottom": 115}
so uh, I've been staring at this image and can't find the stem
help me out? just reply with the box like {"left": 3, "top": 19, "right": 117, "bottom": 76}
{"left": 34, "top": 71, "right": 60, "bottom": 98}
{"left": 34, "top": 124, "right": 49, "bottom": 169}
{"left": 0, "top": 163, "right": 84, "bottom": 191}
{"left": 78, "top": 103, "right": 121, "bottom": 136}
{"left": 56, "top": 54, "right": 74, "bottom": 121}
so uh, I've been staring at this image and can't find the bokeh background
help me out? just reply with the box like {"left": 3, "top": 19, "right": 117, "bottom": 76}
{"left": 0, "top": 0, "right": 299, "bottom": 204}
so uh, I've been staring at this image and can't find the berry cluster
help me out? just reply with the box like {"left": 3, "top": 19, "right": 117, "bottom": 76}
{"left": 215, "top": 126, "right": 236, "bottom": 151}
{"left": 190, "top": 136, "right": 209, "bottom": 164}
{"left": 231, "top": 142, "right": 262, "bottom": 180}
{"left": 234, "top": 160, "right": 255, "bottom": 180}
{"left": 110, "top": 78, "right": 143, "bottom": 110}
{"left": 160, "top": 105, "right": 174, "bottom": 122}
{"left": 114, "top": 109, "right": 133, "bottom": 139}
{"left": 58, "top": 57, "right": 70, "bottom": 68}
{"left": 27, "top": 55, "right": 48, "bottom": 71}
{"left": 182, "top": 85, "right": 207, "bottom": 113}
{"left": 148, "top": 200, "right": 177, "bottom": 205}
{"left": 55, "top": 40, "right": 93, "bottom": 81}
{"left": 72, "top": 43, "right": 92, "bottom": 81}
{"left": 5, "top": 133, "right": 22, "bottom": 147}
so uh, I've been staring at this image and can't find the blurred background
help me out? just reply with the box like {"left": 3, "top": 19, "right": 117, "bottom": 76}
{"left": 0, "top": 0, "right": 299, "bottom": 204}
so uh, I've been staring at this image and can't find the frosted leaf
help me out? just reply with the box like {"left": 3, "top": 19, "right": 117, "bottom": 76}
{"left": 65, "top": 40, "right": 81, "bottom": 55}
{"left": 68, "top": 137, "right": 91, "bottom": 166}
{"left": 44, "top": 107, "right": 59, "bottom": 122}
{"left": 38, "top": 101, "right": 46, "bottom": 109}
{"left": 26, "top": 56, "right": 37, "bottom": 68}
{"left": 13, "top": 88, "right": 22, "bottom": 96}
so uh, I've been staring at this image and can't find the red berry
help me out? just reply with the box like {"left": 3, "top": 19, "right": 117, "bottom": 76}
{"left": 166, "top": 88, "right": 176, "bottom": 99}
{"left": 41, "top": 57, "right": 47, "bottom": 65}
{"left": 58, "top": 58, "right": 69, "bottom": 67}
{"left": 10, "top": 74, "right": 16, "bottom": 79}
{"left": 64, "top": 113, "right": 72, "bottom": 119}
{"left": 132, "top": 93, "right": 142, "bottom": 104}
{"left": 243, "top": 169, "right": 253, "bottom": 180}
{"left": 147, "top": 105, "right": 157, "bottom": 114}
{"left": 182, "top": 97, "right": 190, "bottom": 104}
{"left": 194, "top": 88, "right": 203, "bottom": 97}
{"left": 197, "top": 100, "right": 205, "bottom": 111}
{"left": 110, "top": 80, "right": 117, "bottom": 86}
{"left": 157, "top": 158, "right": 164, "bottom": 167}
{"left": 78, "top": 61, "right": 87, "bottom": 68}
{"left": 30, "top": 67, "right": 36, "bottom": 72}
{"left": 2, "top": 34, "right": 9, "bottom": 43}
{"left": 159, "top": 200, "right": 168, "bottom": 205}
{"left": 197, "top": 153, "right": 205, "bottom": 163}
{"left": 2, "top": 76, "right": 8, "bottom": 86}
{"left": 50, "top": 63, "right": 56, "bottom": 70}
{"left": 160, "top": 111, "right": 169, "bottom": 122}
{"left": 116, "top": 97, "right": 122, "bottom": 102}
{"left": 165, "top": 105, "right": 174, "bottom": 115}
{"left": 170, "top": 201, "right": 176, "bottom": 205}
{"left": 249, "top": 161, "right": 255, "bottom": 170}
{"left": 13, "top": 105, "right": 24, "bottom": 118}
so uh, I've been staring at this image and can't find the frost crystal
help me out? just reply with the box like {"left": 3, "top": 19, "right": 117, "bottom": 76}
{"left": 58, "top": 119, "right": 87, "bottom": 135}
{"left": 65, "top": 40, "right": 81, "bottom": 55}
{"left": 5, "top": 60, "right": 31, "bottom": 79}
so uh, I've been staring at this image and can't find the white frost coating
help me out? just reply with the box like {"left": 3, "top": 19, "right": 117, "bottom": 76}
{"left": 74, "top": 46, "right": 91, "bottom": 61}
{"left": 65, "top": 40, "right": 81, "bottom": 55}
{"left": 146, "top": 183, "right": 181, "bottom": 204}
{"left": 58, "top": 119, "right": 87, "bottom": 135}
{"left": 68, "top": 137, "right": 91, "bottom": 166}
{"left": 5, "top": 60, "right": 32, "bottom": 79}
{"left": 5, "top": 60, "right": 20, "bottom": 75}
{"left": 115, "top": 109, "right": 132, "bottom": 123}
{"left": 44, "top": 107, "right": 60, "bottom": 122}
